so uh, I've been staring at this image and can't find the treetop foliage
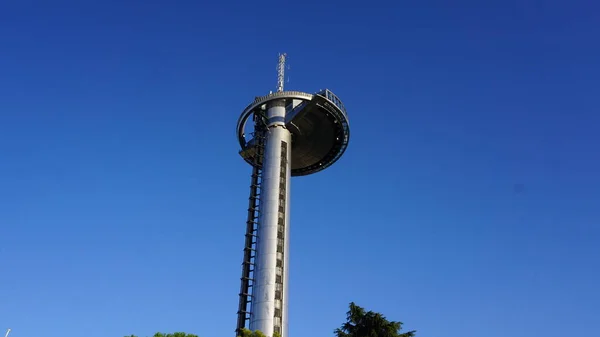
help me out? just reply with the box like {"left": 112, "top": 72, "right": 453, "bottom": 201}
{"left": 237, "top": 328, "right": 281, "bottom": 337}
{"left": 127, "top": 302, "right": 414, "bottom": 337}
{"left": 334, "top": 302, "right": 416, "bottom": 337}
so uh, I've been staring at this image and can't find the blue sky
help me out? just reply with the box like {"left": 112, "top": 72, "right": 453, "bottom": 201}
{"left": 1, "top": 1, "right": 598, "bottom": 336}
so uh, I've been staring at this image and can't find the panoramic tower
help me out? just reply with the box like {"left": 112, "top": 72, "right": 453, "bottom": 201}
{"left": 235, "top": 54, "right": 350, "bottom": 337}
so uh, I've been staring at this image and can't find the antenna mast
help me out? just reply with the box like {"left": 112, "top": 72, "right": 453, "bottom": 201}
{"left": 5, "top": 329, "right": 11, "bottom": 337}
{"left": 277, "top": 53, "right": 287, "bottom": 92}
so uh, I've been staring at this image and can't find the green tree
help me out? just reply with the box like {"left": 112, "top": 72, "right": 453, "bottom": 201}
{"left": 237, "top": 329, "right": 265, "bottom": 337}
{"left": 334, "top": 302, "right": 416, "bottom": 337}
{"left": 237, "top": 328, "right": 280, "bottom": 337}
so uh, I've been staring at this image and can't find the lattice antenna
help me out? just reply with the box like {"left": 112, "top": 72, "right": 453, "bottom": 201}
{"left": 276, "top": 53, "right": 287, "bottom": 92}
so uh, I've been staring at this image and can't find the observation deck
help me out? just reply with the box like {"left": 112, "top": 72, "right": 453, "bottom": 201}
{"left": 236, "top": 89, "right": 350, "bottom": 176}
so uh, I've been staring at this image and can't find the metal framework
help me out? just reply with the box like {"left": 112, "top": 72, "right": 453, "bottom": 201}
{"left": 277, "top": 53, "right": 286, "bottom": 93}
{"left": 236, "top": 114, "right": 266, "bottom": 336}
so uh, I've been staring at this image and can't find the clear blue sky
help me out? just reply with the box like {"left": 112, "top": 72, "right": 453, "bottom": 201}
{"left": 1, "top": 1, "right": 598, "bottom": 337}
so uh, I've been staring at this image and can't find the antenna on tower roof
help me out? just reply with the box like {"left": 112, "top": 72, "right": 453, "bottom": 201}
{"left": 5, "top": 328, "right": 11, "bottom": 337}
{"left": 277, "top": 53, "right": 287, "bottom": 92}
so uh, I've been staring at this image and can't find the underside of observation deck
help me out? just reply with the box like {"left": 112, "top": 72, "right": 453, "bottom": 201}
{"left": 237, "top": 89, "right": 350, "bottom": 176}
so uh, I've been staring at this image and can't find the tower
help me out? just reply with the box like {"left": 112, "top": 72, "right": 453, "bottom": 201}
{"left": 235, "top": 54, "right": 350, "bottom": 337}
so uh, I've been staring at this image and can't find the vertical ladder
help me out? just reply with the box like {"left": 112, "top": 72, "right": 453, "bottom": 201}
{"left": 236, "top": 114, "right": 266, "bottom": 336}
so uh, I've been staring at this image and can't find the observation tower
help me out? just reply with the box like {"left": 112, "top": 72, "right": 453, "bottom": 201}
{"left": 235, "top": 54, "right": 350, "bottom": 337}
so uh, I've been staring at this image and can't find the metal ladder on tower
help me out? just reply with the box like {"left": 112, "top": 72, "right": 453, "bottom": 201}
{"left": 236, "top": 113, "right": 267, "bottom": 336}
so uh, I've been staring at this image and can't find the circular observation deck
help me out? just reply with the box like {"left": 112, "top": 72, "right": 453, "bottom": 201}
{"left": 237, "top": 89, "right": 350, "bottom": 176}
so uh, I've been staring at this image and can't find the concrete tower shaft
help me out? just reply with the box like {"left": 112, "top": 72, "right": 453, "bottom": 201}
{"left": 249, "top": 100, "right": 291, "bottom": 337}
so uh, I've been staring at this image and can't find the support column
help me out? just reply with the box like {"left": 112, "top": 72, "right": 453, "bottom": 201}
{"left": 250, "top": 100, "right": 291, "bottom": 337}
